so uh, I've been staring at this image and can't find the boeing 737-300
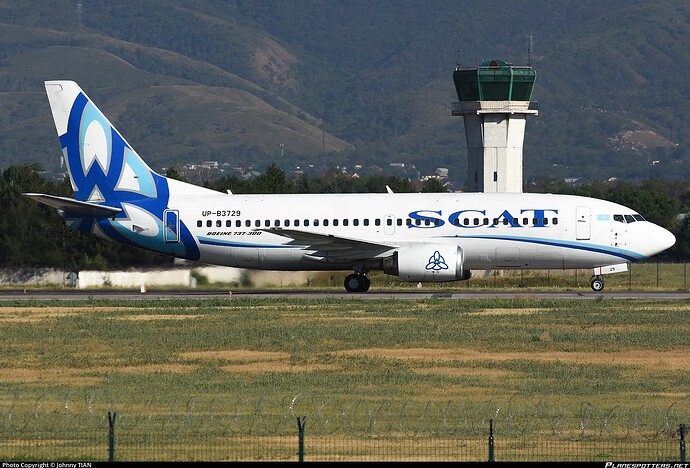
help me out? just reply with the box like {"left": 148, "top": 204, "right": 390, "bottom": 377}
{"left": 24, "top": 81, "right": 676, "bottom": 292}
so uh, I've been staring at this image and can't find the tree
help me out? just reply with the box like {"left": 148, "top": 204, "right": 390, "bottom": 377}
{"left": 421, "top": 178, "right": 448, "bottom": 193}
{"left": 165, "top": 166, "right": 188, "bottom": 182}
{"left": 251, "top": 164, "right": 294, "bottom": 193}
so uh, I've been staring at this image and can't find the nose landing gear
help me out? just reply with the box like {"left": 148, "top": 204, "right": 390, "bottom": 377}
{"left": 590, "top": 275, "right": 604, "bottom": 292}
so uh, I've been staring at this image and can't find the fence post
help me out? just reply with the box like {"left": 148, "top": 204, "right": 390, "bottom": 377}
{"left": 297, "top": 416, "right": 306, "bottom": 462}
{"left": 108, "top": 411, "right": 116, "bottom": 462}
{"left": 488, "top": 418, "right": 495, "bottom": 462}
{"left": 656, "top": 261, "right": 660, "bottom": 288}
{"left": 681, "top": 423, "right": 686, "bottom": 463}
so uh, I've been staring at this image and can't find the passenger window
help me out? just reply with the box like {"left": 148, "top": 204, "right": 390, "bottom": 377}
{"left": 406, "top": 219, "right": 412, "bottom": 226}
{"left": 376, "top": 219, "right": 381, "bottom": 226}
{"left": 323, "top": 219, "right": 329, "bottom": 227}
{"left": 415, "top": 219, "right": 421, "bottom": 226}
{"left": 396, "top": 219, "right": 402, "bottom": 226}
{"left": 425, "top": 219, "right": 431, "bottom": 226}
{"left": 543, "top": 218, "right": 549, "bottom": 226}
{"left": 333, "top": 219, "right": 338, "bottom": 227}
{"left": 354, "top": 219, "right": 359, "bottom": 226}
{"left": 264, "top": 220, "right": 270, "bottom": 227}
{"left": 493, "top": 218, "right": 499, "bottom": 226}
{"left": 216, "top": 220, "right": 222, "bottom": 227}
{"left": 342, "top": 219, "right": 348, "bottom": 226}
{"left": 303, "top": 220, "right": 309, "bottom": 227}
{"left": 255, "top": 220, "right": 261, "bottom": 227}
{"left": 236, "top": 220, "right": 241, "bottom": 228}
{"left": 284, "top": 220, "right": 290, "bottom": 227}
{"left": 313, "top": 220, "right": 319, "bottom": 227}
{"left": 474, "top": 218, "right": 479, "bottom": 226}
{"left": 483, "top": 218, "right": 489, "bottom": 225}
{"left": 463, "top": 218, "right": 469, "bottom": 225}
{"left": 522, "top": 218, "right": 528, "bottom": 225}
{"left": 207, "top": 220, "right": 212, "bottom": 227}
{"left": 226, "top": 220, "right": 231, "bottom": 227}
{"left": 502, "top": 218, "right": 509, "bottom": 225}
{"left": 553, "top": 218, "right": 558, "bottom": 225}
{"left": 364, "top": 219, "right": 369, "bottom": 226}
{"left": 294, "top": 220, "right": 300, "bottom": 227}
{"left": 197, "top": 220, "right": 202, "bottom": 227}
{"left": 245, "top": 220, "right": 251, "bottom": 227}
{"left": 274, "top": 220, "right": 280, "bottom": 227}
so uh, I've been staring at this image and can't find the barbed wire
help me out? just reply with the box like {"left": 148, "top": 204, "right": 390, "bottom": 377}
{"left": 0, "top": 390, "right": 687, "bottom": 439}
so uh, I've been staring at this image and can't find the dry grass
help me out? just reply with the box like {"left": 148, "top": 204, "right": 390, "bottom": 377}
{"left": 333, "top": 347, "right": 690, "bottom": 371}
{"left": 0, "top": 306, "right": 137, "bottom": 322}
{"left": 468, "top": 308, "right": 548, "bottom": 316}
{"left": 180, "top": 350, "right": 290, "bottom": 362}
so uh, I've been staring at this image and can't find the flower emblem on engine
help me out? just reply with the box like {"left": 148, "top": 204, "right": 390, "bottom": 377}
{"left": 425, "top": 250, "right": 449, "bottom": 271}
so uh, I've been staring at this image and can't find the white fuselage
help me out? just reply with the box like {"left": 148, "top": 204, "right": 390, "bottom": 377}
{"left": 166, "top": 189, "right": 673, "bottom": 273}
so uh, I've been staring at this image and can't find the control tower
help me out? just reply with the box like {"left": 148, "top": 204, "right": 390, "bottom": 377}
{"left": 452, "top": 59, "right": 537, "bottom": 192}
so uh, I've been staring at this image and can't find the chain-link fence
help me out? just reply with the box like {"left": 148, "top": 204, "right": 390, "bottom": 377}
{"left": 1, "top": 394, "right": 687, "bottom": 462}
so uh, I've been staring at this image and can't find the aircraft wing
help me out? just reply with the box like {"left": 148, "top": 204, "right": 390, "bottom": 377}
{"left": 23, "top": 193, "right": 122, "bottom": 217}
{"left": 264, "top": 228, "right": 395, "bottom": 259}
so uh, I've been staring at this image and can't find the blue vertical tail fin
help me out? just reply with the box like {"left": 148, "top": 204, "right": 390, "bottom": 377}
{"left": 44, "top": 80, "right": 159, "bottom": 203}
{"left": 35, "top": 81, "right": 202, "bottom": 261}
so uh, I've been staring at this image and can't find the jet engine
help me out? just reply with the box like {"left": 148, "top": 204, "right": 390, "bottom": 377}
{"left": 383, "top": 244, "right": 471, "bottom": 282}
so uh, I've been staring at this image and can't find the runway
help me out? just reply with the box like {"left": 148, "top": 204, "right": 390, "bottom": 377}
{"left": 1, "top": 288, "right": 690, "bottom": 301}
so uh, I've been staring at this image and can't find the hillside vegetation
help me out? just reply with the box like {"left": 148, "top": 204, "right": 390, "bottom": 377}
{"left": 0, "top": 0, "right": 689, "bottom": 183}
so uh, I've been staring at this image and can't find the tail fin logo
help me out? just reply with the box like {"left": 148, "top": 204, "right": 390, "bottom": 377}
{"left": 49, "top": 81, "right": 157, "bottom": 203}
{"left": 45, "top": 81, "right": 200, "bottom": 262}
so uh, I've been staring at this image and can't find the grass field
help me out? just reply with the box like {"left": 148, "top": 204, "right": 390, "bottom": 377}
{"left": 0, "top": 297, "right": 688, "bottom": 437}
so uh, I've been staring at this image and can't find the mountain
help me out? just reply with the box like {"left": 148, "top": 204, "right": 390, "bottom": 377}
{"left": 1, "top": 0, "right": 689, "bottom": 185}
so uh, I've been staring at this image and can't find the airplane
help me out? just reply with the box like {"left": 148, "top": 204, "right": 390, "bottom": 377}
{"left": 25, "top": 81, "right": 676, "bottom": 292}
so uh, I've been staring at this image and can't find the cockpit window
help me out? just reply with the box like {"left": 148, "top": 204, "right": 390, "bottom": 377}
{"left": 624, "top": 215, "right": 636, "bottom": 223}
{"left": 633, "top": 214, "right": 646, "bottom": 222}
{"left": 613, "top": 214, "right": 625, "bottom": 223}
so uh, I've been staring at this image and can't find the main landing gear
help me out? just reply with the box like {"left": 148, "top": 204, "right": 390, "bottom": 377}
{"left": 344, "top": 272, "right": 371, "bottom": 292}
{"left": 590, "top": 275, "right": 605, "bottom": 292}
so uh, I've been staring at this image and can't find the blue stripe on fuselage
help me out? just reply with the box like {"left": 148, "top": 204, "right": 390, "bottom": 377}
{"left": 442, "top": 234, "right": 644, "bottom": 262}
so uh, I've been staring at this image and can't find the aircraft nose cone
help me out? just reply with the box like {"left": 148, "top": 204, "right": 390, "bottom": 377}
{"left": 653, "top": 226, "right": 676, "bottom": 254}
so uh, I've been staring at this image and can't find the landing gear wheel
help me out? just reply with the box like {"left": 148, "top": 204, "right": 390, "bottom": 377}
{"left": 344, "top": 273, "right": 370, "bottom": 293}
{"left": 590, "top": 276, "right": 605, "bottom": 292}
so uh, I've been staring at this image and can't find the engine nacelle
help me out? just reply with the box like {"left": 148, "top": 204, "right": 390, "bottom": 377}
{"left": 383, "top": 244, "right": 471, "bottom": 283}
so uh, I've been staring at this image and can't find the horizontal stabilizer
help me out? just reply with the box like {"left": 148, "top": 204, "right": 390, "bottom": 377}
{"left": 23, "top": 193, "right": 122, "bottom": 217}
